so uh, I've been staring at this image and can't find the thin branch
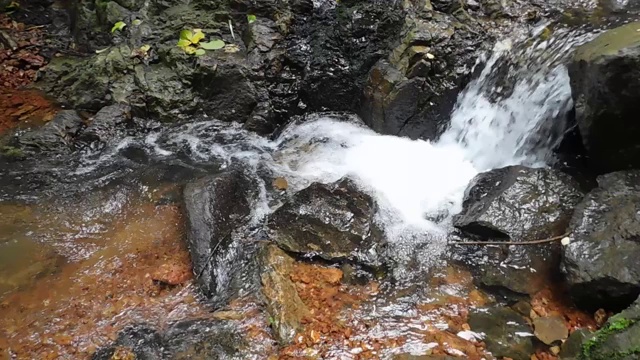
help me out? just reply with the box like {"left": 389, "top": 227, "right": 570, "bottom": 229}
{"left": 449, "top": 233, "right": 569, "bottom": 246}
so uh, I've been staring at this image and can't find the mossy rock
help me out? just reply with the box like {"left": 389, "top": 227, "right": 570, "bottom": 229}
{"left": 580, "top": 296, "right": 640, "bottom": 359}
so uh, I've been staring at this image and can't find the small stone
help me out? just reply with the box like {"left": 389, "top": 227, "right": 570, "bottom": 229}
{"left": 550, "top": 345, "right": 561, "bottom": 355}
{"left": 594, "top": 308, "right": 608, "bottom": 326}
{"left": 530, "top": 309, "right": 539, "bottom": 320}
{"left": 272, "top": 177, "right": 288, "bottom": 190}
{"left": 533, "top": 316, "right": 568, "bottom": 345}
{"left": 151, "top": 262, "right": 192, "bottom": 286}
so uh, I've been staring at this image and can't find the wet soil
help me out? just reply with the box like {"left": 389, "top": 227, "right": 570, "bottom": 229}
{"left": 0, "top": 14, "right": 58, "bottom": 135}
{"left": 0, "top": 201, "right": 209, "bottom": 359}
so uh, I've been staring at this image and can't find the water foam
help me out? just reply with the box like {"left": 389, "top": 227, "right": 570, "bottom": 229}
{"left": 70, "top": 32, "right": 584, "bottom": 273}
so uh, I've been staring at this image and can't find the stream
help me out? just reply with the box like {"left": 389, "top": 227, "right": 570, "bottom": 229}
{"left": 0, "top": 19, "right": 601, "bottom": 360}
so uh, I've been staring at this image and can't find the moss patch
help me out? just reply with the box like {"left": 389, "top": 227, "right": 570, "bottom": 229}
{"left": 581, "top": 316, "right": 637, "bottom": 359}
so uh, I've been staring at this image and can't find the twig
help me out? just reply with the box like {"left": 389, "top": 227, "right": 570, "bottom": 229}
{"left": 449, "top": 233, "right": 569, "bottom": 246}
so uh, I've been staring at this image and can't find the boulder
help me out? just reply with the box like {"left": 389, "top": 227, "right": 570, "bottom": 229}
{"left": 183, "top": 169, "right": 261, "bottom": 304}
{"left": 568, "top": 21, "right": 640, "bottom": 174}
{"left": 360, "top": 13, "right": 484, "bottom": 140}
{"left": 562, "top": 170, "right": 640, "bottom": 311}
{"left": 267, "top": 178, "right": 385, "bottom": 268}
{"left": 452, "top": 166, "right": 583, "bottom": 297}
{"left": 468, "top": 306, "right": 534, "bottom": 360}
{"left": 454, "top": 166, "right": 584, "bottom": 240}
{"left": 260, "top": 245, "right": 310, "bottom": 345}
{"left": 579, "top": 295, "right": 640, "bottom": 360}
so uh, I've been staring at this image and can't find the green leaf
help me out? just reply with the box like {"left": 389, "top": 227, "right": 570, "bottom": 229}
{"left": 132, "top": 19, "right": 142, "bottom": 26}
{"left": 111, "top": 21, "right": 127, "bottom": 33}
{"left": 200, "top": 39, "right": 225, "bottom": 50}
{"left": 140, "top": 44, "right": 151, "bottom": 53}
{"left": 247, "top": 14, "right": 256, "bottom": 24}
{"left": 177, "top": 39, "right": 191, "bottom": 48}
{"left": 191, "top": 29, "right": 205, "bottom": 44}
{"left": 95, "top": 47, "right": 110, "bottom": 54}
{"left": 195, "top": 48, "right": 206, "bottom": 56}
{"left": 180, "top": 29, "right": 193, "bottom": 41}
{"left": 183, "top": 45, "right": 197, "bottom": 55}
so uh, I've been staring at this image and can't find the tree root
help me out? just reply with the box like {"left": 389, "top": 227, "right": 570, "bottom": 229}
{"left": 449, "top": 233, "right": 569, "bottom": 246}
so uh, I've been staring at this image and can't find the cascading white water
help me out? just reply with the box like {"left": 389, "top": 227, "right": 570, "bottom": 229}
{"left": 81, "top": 30, "right": 590, "bottom": 270}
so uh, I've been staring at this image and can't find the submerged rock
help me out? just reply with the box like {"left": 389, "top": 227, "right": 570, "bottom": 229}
{"left": 578, "top": 295, "right": 640, "bottom": 360}
{"left": 267, "top": 178, "right": 385, "bottom": 268}
{"left": 183, "top": 169, "right": 261, "bottom": 304}
{"left": 452, "top": 166, "right": 583, "bottom": 297}
{"left": 260, "top": 245, "right": 310, "bottom": 345}
{"left": 12, "top": 110, "right": 84, "bottom": 154}
{"left": 468, "top": 306, "right": 534, "bottom": 360}
{"left": 568, "top": 21, "right": 640, "bottom": 174}
{"left": 92, "top": 319, "right": 248, "bottom": 359}
{"left": 562, "top": 170, "right": 640, "bottom": 311}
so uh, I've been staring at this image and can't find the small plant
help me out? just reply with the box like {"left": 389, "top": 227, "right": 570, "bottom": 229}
{"left": 111, "top": 21, "right": 126, "bottom": 33}
{"left": 177, "top": 28, "right": 226, "bottom": 56}
{"left": 247, "top": 14, "right": 257, "bottom": 24}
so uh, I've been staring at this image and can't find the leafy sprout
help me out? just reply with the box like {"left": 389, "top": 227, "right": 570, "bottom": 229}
{"left": 177, "top": 29, "right": 226, "bottom": 56}
{"left": 111, "top": 21, "right": 127, "bottom": 33}
{"left": 132, "top": 19, "right": 142, "bottom": 26}
{"left": 247, "top": 14, "right": 257, "bottom": 24}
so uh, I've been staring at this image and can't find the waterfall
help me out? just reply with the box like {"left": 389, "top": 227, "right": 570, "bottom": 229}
{"left": 78, "top": 28, "right": 591, "bottom": 245}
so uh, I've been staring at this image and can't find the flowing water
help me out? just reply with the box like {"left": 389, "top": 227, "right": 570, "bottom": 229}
{"left": 0, "top": 25, "right": 598, "bottom": 358}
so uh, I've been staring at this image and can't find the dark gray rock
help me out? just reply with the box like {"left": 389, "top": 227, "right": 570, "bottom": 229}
{"left": 360, "top": 13, "right": 483, "bottom": 140}
{"left": 268, "top": 178, "right": 385, "bottom": 268}
{"left": 559, "top": 328, "right": 593, "bottom": 360}
{"left": 451, "top": 166, "right": 583, "bottom": 297}
{"left": 92, "top": 319, "right": 248, "bottom": 360}
{"left": 468, "top": 306, "right": 534, "bottom": 360}
{"left": 579, "top": 295, "right": 640, "bottom": 360}
{"left": 562, "top": 170, "right": 640, "bottom": 311}
{"left": 76, "top": 104, "right": 131, "bottom": 148}
{"left": 454, "top": 166, "right": 584, "bottom": 240}
{"left": 568, "top": 21, "right": 640, "bottom": 174}
{"left": 13, "top": 110, "right": 84, "bottom": 154}
{"left": 183, "top": 169, "right": 261, "bottom": 304}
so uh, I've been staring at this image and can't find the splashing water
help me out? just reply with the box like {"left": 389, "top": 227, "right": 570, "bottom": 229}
{"left": 139, "top": 34, "right": 586, "bottom": 238}
{"left": 29, "top": 30, "right": 591, "bottom": 274}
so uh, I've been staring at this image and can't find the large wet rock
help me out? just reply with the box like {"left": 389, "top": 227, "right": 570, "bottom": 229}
{"left": 578, "top": 295, "right": 640, "bottom": 360}
{"left": 183, "top": 169, "right": 261, "bottom": 304}
{"left": 568, "top": 21, "right": 640, "bottom": 174}
{"left": 562, "top": 170, "right": 640, "bottom": 311}
{"left": 35, "top": 0, "right": 579, "bottom": 136}
{"left": 452, "top": 166, "right": 583, "bottom": 297}
{"left": 468, "top": 306, "right": 534, "bottom": 360}
{"left": 360, "top": 12, "right": 484, "bottom": 140}
{"left": 260, "top": 245, "right": 310, "bottom": 345}
{"left": 267, "top": 178, "right": 385, "bottom": 268}
{"left": 36, "top": 0, "right": 405, "bottom": 132}
{"left": 454, "top": 166, "right": 583, "bottom": 240}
